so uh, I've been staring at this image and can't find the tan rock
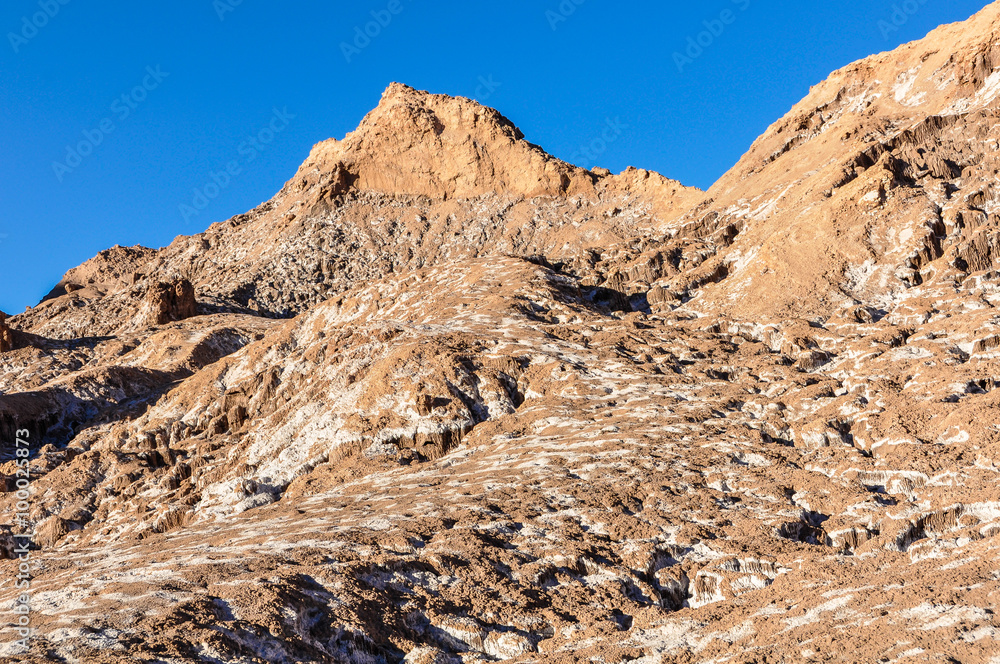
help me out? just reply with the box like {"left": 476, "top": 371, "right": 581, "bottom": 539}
{"left": 3, "top": 5, "right": 1000, "bottom": 663}
{"left": 34, "top": 516, "right": 76, "bottom": 548}
{"left": 136, "top": 278, "right": 198, "bottom": 328}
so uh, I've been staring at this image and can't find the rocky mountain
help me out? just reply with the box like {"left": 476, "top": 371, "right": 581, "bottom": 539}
{"left": 14, "top": 83, "right": 700, "bottom": 340}
{"left": 2, "top": 4, "right": 1000, "bottom": 663}
{"left": 660, "top": 5, "right": 1000, "bottom": 320}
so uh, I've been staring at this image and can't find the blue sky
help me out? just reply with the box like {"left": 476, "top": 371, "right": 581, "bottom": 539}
{"left": 0, "top": 0, "right": 990, "bottom": 313}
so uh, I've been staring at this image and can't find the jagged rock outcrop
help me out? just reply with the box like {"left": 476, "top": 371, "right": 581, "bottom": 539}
{"left": 0, "top": 312, "right": 12, "bottom": 353}
{"left": 3, "top": 5, "right": 1000, "bottom": 663}
{"left": 41, "top": 244, "right": 159, "bottom": 302}
{"left": 610, "top": 1, "right": 1000, "bottom": 322}
{"left": 135, "top": 279, "right": 198, "bottom": 328}
{"left": 9, "top": 84, "right": 702, "bottom": 336}
{"left": 301, "top": 81, "right": 598, "bottom": 200}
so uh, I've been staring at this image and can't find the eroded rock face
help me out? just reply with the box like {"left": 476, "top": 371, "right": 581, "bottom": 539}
{"left": 3, "top": 5, "right": 1000, "bottom": 663}
{"left": 0, "top": 312, "right": 12, "bottom": 353}
{"left": 41, "top": 244, "right": 159, "bottom": 302}
{"left": 609, "top": 2, "right": 1000, "bottom": 323}
{"left": 136, "top": 279, "right": 198, "bottom": 328}
{"left": 8, "top": 83, "right": 703, "bottom": 337}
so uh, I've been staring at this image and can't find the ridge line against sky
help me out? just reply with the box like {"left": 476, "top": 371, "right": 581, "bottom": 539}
{"left": 0, "top": 0, "right": 990, "bottom": 312}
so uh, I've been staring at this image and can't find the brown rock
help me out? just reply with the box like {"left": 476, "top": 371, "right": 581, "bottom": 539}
{"left": 138, "top": 279, "right": 198, "bottom": 327}
{"left": 0, "top": 311, "right": 12, "bottom": 353}
{"left": 4, "top": 6, "right": 1000, "bottom": 663}
{"left": 34, "top": 516, "right": 75, "bottom": 548}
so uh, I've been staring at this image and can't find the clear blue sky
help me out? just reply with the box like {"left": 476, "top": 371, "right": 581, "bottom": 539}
{"left": 0, "top": 0, "right": 989, "bottom": 313}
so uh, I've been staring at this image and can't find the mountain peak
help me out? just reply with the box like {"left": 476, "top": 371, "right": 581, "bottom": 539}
{"left": 292, "top": 83, "right": 618, "bottom": 200}
{"left": 8, "top": 7, "right": 1000, "bottom": 662}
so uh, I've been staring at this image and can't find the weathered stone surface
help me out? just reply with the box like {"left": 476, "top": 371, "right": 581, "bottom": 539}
{"left": 136, "top": 279, "right": 198, "bottom": 327}
{"left": 0, "top": 312, "right": 12, "bottom": 353}
{"left": 3, "top": 5, "right": 1000, "bottom": 662}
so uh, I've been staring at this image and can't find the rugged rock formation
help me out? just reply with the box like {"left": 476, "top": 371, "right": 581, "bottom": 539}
{"left": 304, "top": 81, "right": 598, "bottom": 200}
{"left": 11, "top": 84, "right": 702, "bottom": 335}
{"left": 41, "top": 244, "right": 159, "bottom": 302}
{"left": 3, "top": 4, "right": 1000, "bottom": 663}
{"left": 623, "top": 3, "right": 1000, "bottom": 321}
{"left": 135, "top": 279, "right": 198, "bottom": 328}
{"left": 0, "top": 312, "right": 12, "bottom": 353}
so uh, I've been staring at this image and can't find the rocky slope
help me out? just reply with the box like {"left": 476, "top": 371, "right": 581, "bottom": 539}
{"left": 634, "top": 2, "right": 1000, "bottom": 321}
{"left": 3, "top": 4, "right": 1000, "bottom": 663}
{"left": 13, "top": 83, "right": 700, "bottom": 338}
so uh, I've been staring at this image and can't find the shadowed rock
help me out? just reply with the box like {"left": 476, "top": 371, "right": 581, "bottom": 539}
{"left": 138, "top": 279, "right": 198, "bottom": 327}
{"left": 4, "top": 5, "right": 1000, "bottom": 662}
{"left": 0, "top": 312, "right": 12, "bottom": 353}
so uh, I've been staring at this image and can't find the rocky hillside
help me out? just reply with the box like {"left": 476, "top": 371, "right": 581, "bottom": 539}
{"left": 13, "top": 83, "right": 701, "bottom": 339}
{"left": 2, "top": 4, "right": 1000, "bottom": 663}
{"left": 652, "top": 3, "right": 1000, "bottom": 320}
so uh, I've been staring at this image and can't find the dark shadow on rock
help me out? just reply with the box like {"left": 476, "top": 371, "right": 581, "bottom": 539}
{"left": 0, "top": 366, "right": 188, "bottom": 454}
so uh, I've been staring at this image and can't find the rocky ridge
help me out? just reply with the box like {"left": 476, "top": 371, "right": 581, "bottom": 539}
{"left": 2, "top": 4, "right": 1000, "bottom": 663}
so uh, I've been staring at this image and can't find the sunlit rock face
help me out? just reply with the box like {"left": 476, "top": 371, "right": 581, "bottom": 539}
{"left": 4, "top": 4, "right": 1000, "bottom": 662}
